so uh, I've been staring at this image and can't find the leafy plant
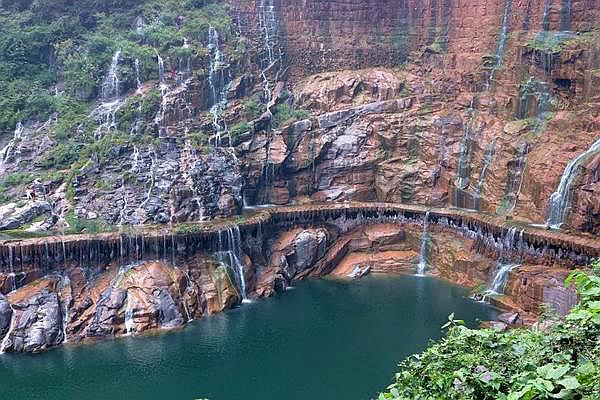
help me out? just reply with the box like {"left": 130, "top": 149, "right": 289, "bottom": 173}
{"left": 379, "top": 259, "right": 600, "bottom": 400}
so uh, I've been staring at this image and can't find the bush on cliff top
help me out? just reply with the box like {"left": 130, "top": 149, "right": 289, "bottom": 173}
{"left": 379, "top": 260, "right": 600, "bottom": 400}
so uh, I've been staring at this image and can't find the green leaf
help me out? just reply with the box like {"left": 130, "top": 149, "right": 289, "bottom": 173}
{"left": 557, "top": 376, "right": 580, "bottom": 390}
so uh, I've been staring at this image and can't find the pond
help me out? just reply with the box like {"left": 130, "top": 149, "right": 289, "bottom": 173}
{"left": 0, "top": 275, "right": 497, "bottom": 400}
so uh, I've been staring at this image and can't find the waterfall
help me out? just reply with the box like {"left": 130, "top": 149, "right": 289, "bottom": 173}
{"left": 124, "top": 293, "right": 135, "bottom": 335}
{"left": 495, "top": 0, "right": 511, "bottom": 67}
{"left": 455, "top": 98, "right": 476, "bottom": 190}
{"left": 139, "top": 151, "right": 157, "bottom": 214}
{"left": 217, "top": 226, "right": 248, "bottom": 302}
{"left": 0, "top": 121, "right": 24, "bottom": 171}
{"left": 61, "top": 275, "right": 70, "bottom": 343}
{"left": 154, "top": 50, "right": 168, "bottom": 136}
{"left": 8, "top": 246, "right": 16, "bottom": 292}
{"left": 475, "top": 141, "right": 495, "bottom": 197}
{"left": 542, "top": 0, "right": 553, "bottom": 31}
{"left": 481, "top": 261, "right": 520, "bottom": 302}
{"left": 0, "top": 304, "right": 16, "bottom": 354}
{"left": 156, "top": 51, "right": 165, "bottom": 85}
{"left": 134, "top": 59, "right": 142, "bottom": 93}
{"left": 416, "top": 211, "right": 431, "bottom": 276}
{"left": 181, "top": 137, "right": 206, "bottom": 221}
{"left": 179, "top": 38, "right": 191, "bottom": 81}
{"left": 93, "top": 50, "right": 124, "bottom": 139}
{"left": 258, "top": 0, "right": 282, "bottom": 102}
{"left": 546, "top": 137, "right": 600, "bottom": 229}
{"left": 207, "top": 26, "right": 231, "bottom": 147}
{"left": 101, "top": 50, "right": 122, "bottom": 100}
{"left": 560, "top": 0, "right": 572, "bottom": 31}
{"left": 498, "top": 142, "right": 529, "bottom": 215}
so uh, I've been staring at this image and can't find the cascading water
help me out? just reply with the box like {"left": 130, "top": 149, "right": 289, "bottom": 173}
{"left": 258, "top": 0, "right": 282, "bottom": 102}
{"left": 542, "top": 0, "right": 553, "bottom": 31}
{"left": 102, "top": 50, "right": 122, "bottom": 100}
{"left": 154, "top": 50, "right": 168, "bottom": 136}
{"left": 416, "top": 211, "right": 431, "bottom": 276}
{"left": 8, "top": 245, "right": 16, "bottom": 292}
{"left": 207, "top": 26, "right": 231, "bottom": 147}
{"left": 0, "top": 121, "right": 24, "bottom": 172}
{"left": 560, "top": 0, "right": 572, "bottom": 31}
{"left": 454, "top": 97, "right": 476, "bottom": 191}
{"left": 475, "top": 141, "right": 495, "bottom": 197}
{"left": 498, "top": 142, "right": 530, "bottom": 215}
{"left": 181, "top": 136, "right": 206, "bottom": 221}
{"left": 94, "top": 50, "right": 123, "bottom": 139}
{"left": 124, "top": 293, "right": 135, "bottom": 335}
{"left": 178, "top": 38, "right": 191, "bottom": 82}
{"left": 481, "top": 261, "right": 520, "bottom": 302}
{"left": 217, "top": 226, "right": 248, "bottom": 302}
{"left": 546, "top": 137, "right": 600, "bottom": 229}
{"left": 61, "top": 275, "right": 70, "bottom": 343}
{"left": 486, "top": 0, "right": 512, "bottom": 88}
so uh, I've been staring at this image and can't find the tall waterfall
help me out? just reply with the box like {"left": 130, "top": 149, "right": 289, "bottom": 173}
{"left": 416, "top": 211, "right": 431, "bottom": 276}
{"left": 207, "top": 26, "right": 231, "bottom": 147}
{"left": 546, "top": 137, "right": 600, "bottom": 229}
{"left": 0, "top": 121, "right": 24, "bottom": 171}
{"left": 486, "top": 0, "right": 511, "bottom": 88}
{"left": 154, "top": 50, "right": 168, "bottom": 136}
{"left": 542, "top": 0, "right": 553, "bottom": 31}
{"left": 455, "top": 98, "right": 476, "bottom": 190}
{"left": 560, "top": 0, "right": 572, "bottom": 31}
{"left": 94, "top": 50, "right": 123, "bottom": 139}
{"left": 217, "top": 226, "right": 248, "bottom": 302}
{"left": 124, "top": 293, "right": 136, "bottom": 335}
{"left": 475, "top": 141, "right": 495, "bottom": 197}
{"left": 498, "top": 142, "right": 530, "bottom": 215}
{"left": 258, "top": 0, "right": 282, "bottom": 102}
{"left": 61, "top": 275, "right": 70, "bottom": 343}
{"left": 481, "top": 261, "right": 520, "bottom": 302}
{"left": 134, "top": 58, "right": 142, "bottom": 93}
{"left": 101, "top": 50, "right": 122, "bottom": 100}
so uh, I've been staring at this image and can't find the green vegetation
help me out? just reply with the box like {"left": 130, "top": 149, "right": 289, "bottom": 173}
{"left": 379, "top": 260, "right": 600, "bottom": 400}
{"left": 0, "top": 0, "right": 242, "bottom": 211}
{"left": 229, "top": 121, "right": 251, "bottom": 138}
{"left": 65, "top": 211, "right": 112, "bottom": 234}
{"left": 272, "top": 103, "right": 309, "bottom": 128}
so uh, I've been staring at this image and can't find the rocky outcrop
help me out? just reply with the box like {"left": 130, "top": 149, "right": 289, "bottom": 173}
{"left": 0, "top": 201, "right": 52, "bottom": 230}
{"left": 0, "top": 293, "right": 12, "bottom": 338}
{"left": 0, "top": 278, "right": 65, "bottom": 353}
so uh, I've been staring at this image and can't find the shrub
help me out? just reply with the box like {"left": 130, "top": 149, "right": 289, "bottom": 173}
{"left": 379, "top": 259, "right": 600, "bottom": 400}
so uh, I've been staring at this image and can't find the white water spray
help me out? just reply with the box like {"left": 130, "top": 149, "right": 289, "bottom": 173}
{"left": 416, "top": 211, "right": 431, "bottom": 276}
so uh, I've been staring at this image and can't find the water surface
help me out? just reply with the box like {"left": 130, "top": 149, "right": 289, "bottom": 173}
{"left": 0, "top": 275, "right": 496, "bottom": 400}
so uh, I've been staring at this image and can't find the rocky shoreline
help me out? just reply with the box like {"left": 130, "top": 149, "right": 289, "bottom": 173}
{"left": 0, "top": 202, "right": 597, "bottom": 353}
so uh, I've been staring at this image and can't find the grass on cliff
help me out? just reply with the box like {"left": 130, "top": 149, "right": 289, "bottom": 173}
{"left": 379, "top": 259, "right": 600, "bottom": 400}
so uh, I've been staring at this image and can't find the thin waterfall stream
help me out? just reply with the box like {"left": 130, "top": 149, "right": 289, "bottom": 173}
{"left": 546, "top": 137, "right": 600, "bottom": 229}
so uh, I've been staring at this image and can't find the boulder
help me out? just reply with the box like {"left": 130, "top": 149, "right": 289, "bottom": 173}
{"left": 0, "top": 294, "right": 12, "bottom": 338}
{"left": 1, "top": 291, "right": 64, "bottom": 353}
{"left": 0, "top": 201, "right": 52, "bottom": 230}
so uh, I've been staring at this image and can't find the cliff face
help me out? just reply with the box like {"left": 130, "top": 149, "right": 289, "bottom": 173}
{"left": 231, "top": 0, "right": 600, "bottom": 234}
{"left": 1, "top": 0, "right": 600, "bottom": 353}
{"left": 234, "top": 0, "right": 599, "bottom": 79}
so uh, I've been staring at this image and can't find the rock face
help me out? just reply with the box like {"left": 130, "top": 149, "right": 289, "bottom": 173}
{"left": 1, "top": 0, "right": 600, "bottom": 353}
{"left": 1, "top": 285, "right": 64, "bottom": 353}
{"left": 0, "top": 294, "right": 12, "bottom": 338}
{"left": 0, "top": 201, "right": 52, "bottom": 230}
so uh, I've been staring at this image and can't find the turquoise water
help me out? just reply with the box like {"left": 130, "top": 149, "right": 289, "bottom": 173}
{"left": 0, "top": 275, "right": 496, "bottom": 400}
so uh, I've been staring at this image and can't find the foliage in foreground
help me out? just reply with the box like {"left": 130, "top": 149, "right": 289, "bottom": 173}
{"left": 379, "top": 260, "right": 600, "bottom": 400}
